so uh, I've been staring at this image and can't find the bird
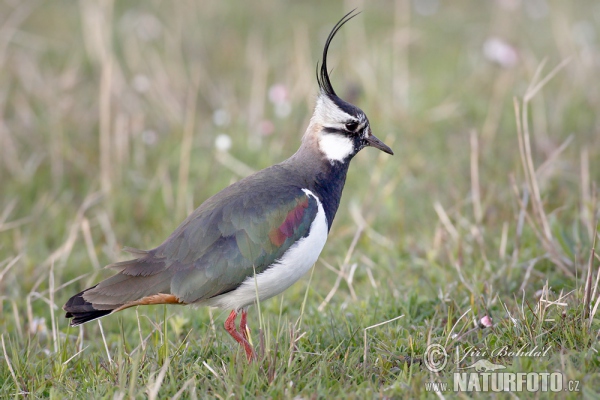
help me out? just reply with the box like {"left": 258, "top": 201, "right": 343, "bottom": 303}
{"left": 63, "top": 10, "right": 393, "bottom": 361}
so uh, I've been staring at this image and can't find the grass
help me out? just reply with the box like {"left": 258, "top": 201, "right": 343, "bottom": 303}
{"left": 1, "top": 0, "right": 599, "bottom": 398}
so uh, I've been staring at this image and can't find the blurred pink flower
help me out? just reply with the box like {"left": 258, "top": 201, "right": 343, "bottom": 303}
{"left": 268, "top": 84, "right": 288, "bottom": 104}
{"left": 479, "top": 315, "right": 493, "bottom": 328}
{"left": 259, "top": 120, "right": 274, "bottom": 136}
{"left": 496, "top": 0, "right": 521, "bottom": 11}
{"left": 483, "top": 37, "right": 519, "bottom": 68}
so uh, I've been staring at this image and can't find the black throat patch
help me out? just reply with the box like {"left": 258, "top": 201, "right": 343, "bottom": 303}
{"left": 309, "top": 161, "right": 351, "bottom": 231}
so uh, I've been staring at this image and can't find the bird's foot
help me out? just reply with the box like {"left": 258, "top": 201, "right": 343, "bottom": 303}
{"left": 225, "top": 310, "right": 255, "bottom": 362}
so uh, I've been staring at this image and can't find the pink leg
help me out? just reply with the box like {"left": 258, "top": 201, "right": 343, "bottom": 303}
{"left": 224, "top": 310, "right": 255, "bottom": 362}
{"left": 239, "top": 309, "right": 250, "bottom": 342}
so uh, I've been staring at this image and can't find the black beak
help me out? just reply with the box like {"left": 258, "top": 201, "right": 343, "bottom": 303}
{"left": 365, "top": 134, "right": 394, "bottom": 155}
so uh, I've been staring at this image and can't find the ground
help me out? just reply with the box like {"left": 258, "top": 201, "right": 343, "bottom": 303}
{"left": 0, "top": 1, "right": 599, "bottom": 398}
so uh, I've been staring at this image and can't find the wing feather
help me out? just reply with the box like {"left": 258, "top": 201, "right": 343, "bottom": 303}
{"left": 170, "top": 188, "right": 318, "bottom": 303}
{"left": 79, "top": 166, "right": 319, "bottom": 308}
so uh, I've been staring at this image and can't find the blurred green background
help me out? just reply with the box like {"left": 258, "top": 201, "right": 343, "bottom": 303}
{"left": 1, "top": 0, "right": 599, "bottom": 397}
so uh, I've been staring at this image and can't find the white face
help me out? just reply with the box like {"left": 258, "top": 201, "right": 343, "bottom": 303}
{"left": 318, "top": 134, "right": 354, "bottom": 162}
{"left": 311, "top": 95, "right": 368, "bottom": 163}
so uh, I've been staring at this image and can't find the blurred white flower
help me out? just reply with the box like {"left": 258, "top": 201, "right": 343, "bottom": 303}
{"left": 572, "top": 20, "right": 596, "bottom": 46}
{"left": 135, "top": 13, "right": 162, "bottom": 42}
{"left": 132, "top": 74, "right": 150, "bottom": 93}
{"left": 29, "top": 317, "right": 48, "bottom": 337}
{"left": 483, "top": 37, "right": 519, "bottom": 68}
{"left": 413, "top": 0, "right": 439, "bottom": 16}
{"left": 213, "top": 109, "right": 231, "bottom": 127}
{"left": 215, "top": 133, "right": 232, "bottom": 152}
{"left": 120, "top": 11, "right": 162, "bottom": 42}
{"left": 142, "top": 129, "right": 158, "bottom": 145}
{"left": 275, "top": 102, "right": 291, "bottom": 118}
{"left": 524, "top": 0, "right": 548, "bottom": 20}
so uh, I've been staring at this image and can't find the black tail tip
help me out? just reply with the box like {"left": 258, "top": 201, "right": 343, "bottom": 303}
{"left": 63, "top": 285, "right": 114, "bottom": 326}
{"left": 65, "top": 309, "right": 113, "bottom": 326}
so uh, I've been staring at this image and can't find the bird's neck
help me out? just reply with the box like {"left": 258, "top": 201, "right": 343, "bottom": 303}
{"left": 284, "top": 128, "right": 353, "bottom": 231}
{"left": 311, "top": 160, "right": 350, "bottom": 231}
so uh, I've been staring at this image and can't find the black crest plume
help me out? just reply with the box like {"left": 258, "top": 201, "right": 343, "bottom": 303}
{"left": 317, "top": 10, "right": 360, "bottom": 98}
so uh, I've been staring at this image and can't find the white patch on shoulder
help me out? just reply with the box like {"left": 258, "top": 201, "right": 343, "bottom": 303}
{"left": 204, "top": 189, "right": 328, "bottom": 311}
{"left": 318, "top": 133, "right": 354, "bottom": 162}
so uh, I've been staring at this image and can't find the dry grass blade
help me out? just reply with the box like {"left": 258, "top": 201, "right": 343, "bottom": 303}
{"left": 392, "top": 0, "right": 410, "bottom": 108}
{"left": 515, "top": 96, "right": 551, "bottom": 240}
{"left": 295, "top": 260, "right": 316, "bottom": 331}
{"left": 519, "top": 258, "right": 540, "bottom": 293}
{"left": 510, "top": 177, "right": 529, "bottom": 266}
{"left": 535, "top": 134, "right": 573, "bottom": 179}
{"left": 433, "top": 201, "right": 459, "bottom": 241}
{"left": 147, "top": 358, "right": 171, "bottom": 400}
{"left": 591, "top": 225, "right": 600, "bottom": 305}
{"left": 81, "top": 218, "right": 100, "bottom": 270}
{"left": 98, "top": 320, "right": 113, "bottom": 365}
{"left": 170, "top": 378, "right": 196, "bottom": 400}
{"left": 363, "top": 315, "right": 404, "bottom": 367}
{"left": 1, "top": 334, "right": 20, "bottom": 394}
{"left": 580, "top": 149, "right": 593, "bottom": 239}
{"left": 470, "top": 129, "right": 482, "bottom": 224}
{"left": 41, "top": 191, "right": 103, "bottom": 269}
{"left": 445, "top": 307, "right": 472, "bottom": 346}
{"left": 62, "top": 345, "right": 89, "bottom": 366}
{"left": 318, "top": 225, "right": 363, "bottom": 312}
{"left": 513, "top": 97, "right": 574, "bottom": 277}
{"left": 0, "top": 0, "right": 37, "bottom": 67}
{"left": 215, "top": 151, "right": 256, "bottom": 178}
{"left": 49, "top": 263, "right": 58, "bottom": 354}
{"left": 524, "top": 57, "right": 572, "bottom": 103}
{"left": 0, "top": 216, "right": 33, "bottom": 233}
{"left": 0, "top": 255, "right": 21, "bottom": 284}
{"left": 499, "top": 221, "right": 508, "bottom": 260}
{"left": 176, "top": 74, "right": 201, "bottom": 220}
{"left": 202, "top": 361, "right": 224, "bottom": 384}
{"left": 583, "top": 229, "right": 597, "bottom": 320}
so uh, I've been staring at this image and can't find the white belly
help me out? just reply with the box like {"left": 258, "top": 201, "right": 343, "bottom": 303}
{"left": 205, "top": 189, "right": 328, "bottom": 311}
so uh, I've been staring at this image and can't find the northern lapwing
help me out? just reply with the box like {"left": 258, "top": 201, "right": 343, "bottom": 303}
{"left": 63, "top": 11, "right": 393, "bottom": 361}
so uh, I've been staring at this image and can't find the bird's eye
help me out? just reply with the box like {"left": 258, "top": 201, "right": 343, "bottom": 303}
{"left": 345, "top": 121, "right": 358, "bottom": 132}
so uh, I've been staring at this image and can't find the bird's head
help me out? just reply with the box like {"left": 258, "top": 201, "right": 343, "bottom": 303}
{"left": 305, "top": 11, "right": 393, "bottom": 164}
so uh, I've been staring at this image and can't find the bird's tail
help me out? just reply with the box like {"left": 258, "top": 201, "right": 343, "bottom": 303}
{"left": 63, "top": 285, "right": 118, "bottom": 326}
{"left": 63, "top": 250, "right": 179, "bottom": 326}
